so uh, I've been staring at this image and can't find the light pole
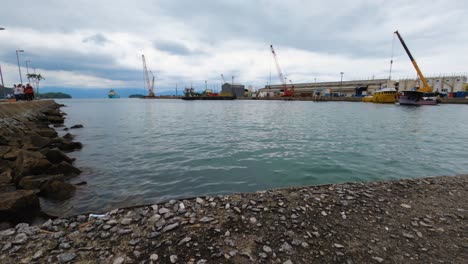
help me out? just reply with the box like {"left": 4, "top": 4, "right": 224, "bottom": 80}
{"left": 16, "top": 50, "right": 24, "bottom": 84}
{"left": 231, "top": 76, "right": 234, "bottom": 96}
{"left": 25, "top": 60, "right": 31, "bottom": 84}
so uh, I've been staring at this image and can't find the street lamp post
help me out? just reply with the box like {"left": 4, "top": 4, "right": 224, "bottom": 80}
{"left": 25, "top": 60, "right": 31, "bottom": 84}
{"left": 340, "top": 72, "right": 344, "bottom": 97}
{"left": 16, "top": 50, "right": 24, "bottom": 84}
{"left": 231, "top": 76, "right": 234, "bottom": 96}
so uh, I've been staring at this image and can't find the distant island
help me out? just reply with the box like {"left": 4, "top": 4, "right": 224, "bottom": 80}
{"left": 38, "top": 92, "right": 72, "bottom": 99}
{"left": 128, "top": 94, "right": 145, "bottom": 98}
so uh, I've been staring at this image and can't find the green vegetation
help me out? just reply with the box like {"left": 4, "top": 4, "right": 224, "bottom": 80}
{"left": 464, "top": 83, "right": 468, "bottom": 91}
{"left": 38, "top": 92, "right": 72, "bottom": 99}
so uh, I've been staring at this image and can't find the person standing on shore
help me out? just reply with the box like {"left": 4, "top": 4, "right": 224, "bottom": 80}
{"left": 13, "top": 84, "right": 21, "bottom": 101}
{"left": 25, "top": 83, "right": 34, "bottom": 101}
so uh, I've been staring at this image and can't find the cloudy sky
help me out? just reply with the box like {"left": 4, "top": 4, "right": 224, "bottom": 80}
{"left": 0, "top": 0, "right": 466, "bottom": 93}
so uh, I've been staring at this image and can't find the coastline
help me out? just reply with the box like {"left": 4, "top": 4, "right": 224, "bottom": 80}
{"left": 0, "top": 100, "right": 84, "bottom": 229}
{"left": 0, "top": 174, "right": 466, "bottom": 263}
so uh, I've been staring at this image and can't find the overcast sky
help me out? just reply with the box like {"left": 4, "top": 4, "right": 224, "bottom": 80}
{"left": 0, "top": 0, "right": 466, "bottom": 92}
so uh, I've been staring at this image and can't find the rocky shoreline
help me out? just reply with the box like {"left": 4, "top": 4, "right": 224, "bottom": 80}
{"left": 0, "top": 100, "right": 84, "bottom": 227}
{"left": 0, "top": 174, "right": 466, "bottom": 263}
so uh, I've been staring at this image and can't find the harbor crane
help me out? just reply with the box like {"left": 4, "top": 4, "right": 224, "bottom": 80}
{"left": 270, "top": 45, "right": 294, "bottom": 97}
{"left": 394, "top": 30, "right": 431, "bottom": 93}
{"left": 142, "top": 54, "right": 155, "bottom": 97}
{"left": 221, "top": 74, "right": 226, "bottom": 84}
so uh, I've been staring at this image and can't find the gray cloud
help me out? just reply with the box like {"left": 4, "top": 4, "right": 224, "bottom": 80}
{"left": 0, "top": 0, "right": 466, "bottom": 90}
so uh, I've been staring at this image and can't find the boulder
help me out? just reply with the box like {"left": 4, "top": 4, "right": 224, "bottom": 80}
{"left": 41, "top": 180, "right": 76, "bottom": 200}
{"left": 62, "top": 133, "right": 75, "bottom": 141}
{"left": 36, "top": 129, "right": 58, "bottom": 138}
{"left": 18, "top": 174, "right": 64, "bottom": 190}
{"left": 47, "top": 138, "right": 82, "bottom": 152}
{"left": 70, "top": 124, "right": 84, "bottom": 129}
{"left": 14, "top": 150, "right": 52, "bottom": 181}
{"left": 0, "top": 134, "right": 10, "bottom": 145}
{"left": 0, "top": 169, "right": 13, "bottom": 184}
{"left": 27, "top": 133, "right": 50, "bottom": 149}
{"left": 3, "top": 148, "right": 20, "bottom": 161}
{"left": 47, "top": 161, "right": 81, "bottom": 176}
{"left": 45, "top": 149, "right": 74, "bottom": 164}
{"left": 0, "top": 146, "right": 11, "bottom": 157}
{"left": 0, "top": 190, "right": 40, "bottom": 217}
{"left": 42, "top": 109, "right": 62, "bottom": 117}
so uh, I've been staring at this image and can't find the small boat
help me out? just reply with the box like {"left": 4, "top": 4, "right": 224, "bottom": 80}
{"left": 108, "top": 89, "right": 120, "bottom": 98}
{"left": 398, "top": 91, "right": 438, "bottom": 105}
{"left": 362, "top": 87, "right": 398, "bottom": 104}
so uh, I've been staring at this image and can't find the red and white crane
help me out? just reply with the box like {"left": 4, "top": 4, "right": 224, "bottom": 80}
{"left": 270, "top": 45, "right": 294, "bottom": 97}
{"left": 142, "top": 54, "right": 155, "bottom": 97}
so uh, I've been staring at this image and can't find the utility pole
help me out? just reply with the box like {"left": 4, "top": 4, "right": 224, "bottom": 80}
{"left": 232, "top": 76, "right": 234, "bottom": 96}
{"left": 25, "top": 60, "right": 31, "bottom": 85}
{"left": 176, "top": 83, "right": 178, "bottom": 97}
{"left": 0, "top": 65, "right": 5, "bottom": 99}
{"left": 16, "top": 50, "right": 24, "bottom": 84}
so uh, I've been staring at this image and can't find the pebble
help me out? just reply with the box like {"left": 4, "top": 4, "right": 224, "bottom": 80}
{"left": 321, "top": 211, "right": 328, "bottom": 216}
{"left": 159, "top": 208, "right": 170, "bottom": 214}
{"left": 259, "top": 252, "right": 268, "bottom": 259}
{"left": 163, "top": 223, "right": 179, "bottom": 232}
{"left": 151, "top": 204, "right": 159, "bottom": 211}
{"left": 170, "top": 254, "right": 178, "bottom": 263}
{"left": 12, "top": 233, "right": 28, "bottom": 244}
{"left": 150, "top": 254, "right": 159, "bottom": 261}
{"left": 120, "top": 218, "right": 132, "bottom": 225}
{"left": 334, "top": 243, "right": 345, "bottom": 249}
{"left": 113, "top": 256, "right": 125, "bottom": 264}
{"left": 196, "top": 198, "right": 204, "bottom": 204}
{"left": 32, "top": 250, "right": 43, "bottom": 260}
{"left": 0, "top": 229, "right": 15, "bottom": 237}
{"left": 197, "top": 259, "right": 208, "bottom": 264}
{"left": 400, "top": 203, "right": 412, "bottom": 209}
{"left": 263, "top": 245, "right": 272, "bottom": 253}
{"left": 283, "top": 260, "right": 293, "bottom": 264}
{"left": 178, "top": 237, "right": 192, "bottom": 245}
{"left": 200, "top": 216, "right": 214, "bottom": 222}
{"left": 249, "top": 217, "right": 257, "bottom": 224}
{"left": 58, "top": 252, "right": 76, "bottom": 263}
{"left": 402, "top": 233, "right": 415, "bottom": 239}
{"left": 372, "top": 256, "right": 384, "bottom": 262}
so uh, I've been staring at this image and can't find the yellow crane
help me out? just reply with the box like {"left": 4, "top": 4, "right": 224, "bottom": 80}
{"left": 394, "top": 30, "right": 432, "bottom": 93}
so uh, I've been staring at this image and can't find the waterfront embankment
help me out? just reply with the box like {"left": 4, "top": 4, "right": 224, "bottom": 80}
{"left": 1, "top": 174, "right": 466, "bottom": 263}
{"left": 0, "top": 100, "right": 83, "bottom": 227}
{"left": 239, "top": 96, "right": 468, "bottom": 104}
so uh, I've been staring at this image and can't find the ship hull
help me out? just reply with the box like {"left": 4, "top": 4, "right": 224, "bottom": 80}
{"left": 181, "top": 96, "right": 236, "bottom": 100}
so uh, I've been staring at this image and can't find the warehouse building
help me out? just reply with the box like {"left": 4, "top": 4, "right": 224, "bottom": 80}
{"left": 258, "top": 79, "right": 391, "bottom": 97}
{"left": 398, "top": 75, "right": 467, "bottom": 94}
{"left": 221, "top": 83, "right": 246, "bottom": 98}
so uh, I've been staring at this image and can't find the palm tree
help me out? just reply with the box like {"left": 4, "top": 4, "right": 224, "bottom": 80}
{"left": 26, "top": 73, "right": 44, "bottom": 97}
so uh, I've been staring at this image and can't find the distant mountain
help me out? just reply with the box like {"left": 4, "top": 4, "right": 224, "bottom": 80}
{"left": 38, "top": 92, "right": 72, "bottom": 99}
{"left": 38, "top": 87, "right": 180, "bottom": 98}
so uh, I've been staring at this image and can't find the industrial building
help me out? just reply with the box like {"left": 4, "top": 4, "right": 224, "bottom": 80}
{"left": 398, "top": 75, "right": 467, "bottom": 94}
{"left": 258, "top": 79, "right": 391, "bottom": 97}
{"left": 221, "top": 83, "right": 246, "bottom": 98}
{"left": 257, "top": 75, "right": 467, "bottom": 97}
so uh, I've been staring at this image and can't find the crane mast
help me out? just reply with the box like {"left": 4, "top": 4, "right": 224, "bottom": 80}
{"left": 270, "top": 45, "right": 294, "bottom": 96}
{"left": 394, "top": 30, "right": 431, "bottom": 93}
{"left": 221, "top": 74, "right": 226, "bottom": 84}
{"left": 142, "top": 54, "right": 155, "bottom": 97}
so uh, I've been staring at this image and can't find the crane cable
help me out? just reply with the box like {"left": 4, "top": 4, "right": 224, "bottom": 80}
{"left": 389, "top": 34, "right": 396, "bottom": 80}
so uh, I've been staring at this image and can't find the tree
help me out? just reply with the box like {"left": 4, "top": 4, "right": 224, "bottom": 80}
{"left": 27, "top": 73, "right": 44, "bottom": 97}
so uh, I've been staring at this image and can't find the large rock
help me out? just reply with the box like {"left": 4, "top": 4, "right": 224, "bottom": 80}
{"left": 3, "top": 148, "right": 20, "bottom": 161}
{"left": 0, "top": 169, "right": 13, "bottom": 184}
{"left": 26, "top": 133, "right": 50, "bottom": 149}
{"left": 48, "top": 138, "right": 82, "bottom": 152}
{"left": 14, "top": 150, "right": 52, "bottom": 181}
{"left": 36, "top": 128, "right": 58, "bottom": 138}
{"left": 45, "top": 149, "right": 74, "bottom": 164}
{"left": 70, "top": 124, "right": 84, "bottom": 129}
{"left": 41, "top": 180, "right": 76, "bottom": 200}
{"left": 18, "top": 174, "right": 64, "bottom": 190}
{"left": 0, "top": 146, "right": 11, "bottom": 157}
{"left": 0, "top": 190, "right": 40, "bottom": 217}
{"left": 47, "top": 161, "right": 81, "bottom": 176}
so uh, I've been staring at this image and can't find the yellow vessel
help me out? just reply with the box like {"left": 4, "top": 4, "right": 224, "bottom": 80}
{"left": 362, "top": 87, "right": 398, "bottom": 103}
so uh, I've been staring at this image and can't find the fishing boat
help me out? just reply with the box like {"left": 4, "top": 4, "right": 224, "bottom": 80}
{"left": 363, "top": 87, "right": 398, "bottom": 104}
{"left": 108, "top": 89, "right": 120, "bottom": 98}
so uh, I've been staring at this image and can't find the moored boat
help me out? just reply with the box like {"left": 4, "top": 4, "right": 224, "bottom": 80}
{"left": 398, "top": 91, "right": 438, "bottom": 105}
{"left": 108, "top": 89, "right": 120, "bottom": 98}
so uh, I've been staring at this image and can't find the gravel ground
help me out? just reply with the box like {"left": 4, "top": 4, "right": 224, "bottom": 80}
{"left": 1, "top": 174, "right": 467, "bottom": 264}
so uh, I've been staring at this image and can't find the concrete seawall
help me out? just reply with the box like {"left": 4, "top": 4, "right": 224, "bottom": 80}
{"left": 0, "top": 100, "right": 59, "bottom": 118}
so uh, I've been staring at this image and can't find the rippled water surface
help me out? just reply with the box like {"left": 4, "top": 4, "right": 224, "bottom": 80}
{"left": 45, "top": 99, "right": 468, "bottom": 216}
